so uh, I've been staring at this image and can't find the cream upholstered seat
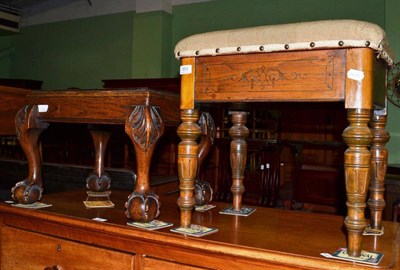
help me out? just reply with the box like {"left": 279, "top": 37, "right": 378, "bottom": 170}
{"left": 174, "top": 19, "right": 394, "bottom": 66}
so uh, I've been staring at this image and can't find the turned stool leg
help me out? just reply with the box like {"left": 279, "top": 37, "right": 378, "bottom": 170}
{"left": 368, "top": 111, "right": 389, "bottom": 232}
{"left": 177, "top": 109, "right": 201, "bottom": 228}
{"left": 229, "top": 111, "right": 249, "bottom": 211}
{"left": 12, "top": 105, "right": 49, "bottom": 204}
{"left": 342, "top": 108, "right": 373, "bottom": 257}
{"left": 86, "top": 129, "right": 112, "bottom": 192}
{"left": 124, "top": 105, "right": 165, "bottom": 223}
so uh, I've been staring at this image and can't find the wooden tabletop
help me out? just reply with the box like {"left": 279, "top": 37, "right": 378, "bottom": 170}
{"left": 0, "top": 188, "right": 398, "bottom": 269}
{"left": 26, "top": 88, "right": 180, "bottom": 126}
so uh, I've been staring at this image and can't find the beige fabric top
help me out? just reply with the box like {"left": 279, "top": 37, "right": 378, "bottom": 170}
{"left": 174, "top": 20, "right": 394, "bottom": 66}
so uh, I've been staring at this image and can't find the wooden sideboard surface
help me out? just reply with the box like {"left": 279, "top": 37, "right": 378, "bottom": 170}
{"left": 0, "top": 189, "right": 399, "bottom": 270}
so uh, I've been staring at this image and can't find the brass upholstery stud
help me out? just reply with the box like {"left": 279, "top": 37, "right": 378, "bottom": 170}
{"left": 310, "top": 42, "right": 315, "bottom": 48}
{"left": 338, "top": 41, "right": 344, "bottom": 46}
{"left": 177, "top": 52, "right": 180, "bottom": 56}
{"left": 195, "top": 50, "right": 200, "bottom": 55}
{"left": 259, "top": 46, "right": 264, "bottom": 51}
{"left": 216, "top": 48, "right": 220, "bottom": 53}
{"left": 365, "top": 41, "right": 371, "bottom": 47}
{"left": 237, "top": 47, "right": 241, "bottom": 52}
{"left": 284, "top": 44, "right": 289, "bottom": 50}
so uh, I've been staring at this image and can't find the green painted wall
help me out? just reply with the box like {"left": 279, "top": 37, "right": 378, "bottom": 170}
{"left": 385, "top": 0, "right": 400, "bottom": 164}
{"left": 132, "top": 11, "right": 172, "bottom": 78}
{"left": 0, "top": 11, "right": 134, "bottom": 89}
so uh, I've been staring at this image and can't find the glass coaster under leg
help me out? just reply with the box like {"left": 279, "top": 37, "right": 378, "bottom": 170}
{"left": 170, "top": 224, "right": 218, "bottom": 237}
{"left": 219, "top": 206, "right": 256, "bottom": 216}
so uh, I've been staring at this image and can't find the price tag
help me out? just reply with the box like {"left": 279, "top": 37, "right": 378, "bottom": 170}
{"left": 347, "top": 69, "right": 364, "bottom": 82}
{"left": 180, "top": 65, "right": 192, "bottom": 75}
{"left": 38, "top": 104, "right": 48, "bottom": 112}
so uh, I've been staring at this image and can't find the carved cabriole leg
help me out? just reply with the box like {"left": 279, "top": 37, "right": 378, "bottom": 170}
{"left": 177, "top": 109, "right": 200, "bottom": 228}
{"left": 195, "top": 112, "right": 216, "bottom": 206}
{"left": 342, "top": 108, "right": 373, "bottom": 257}
{"left": 368, "top": 111, "right": 389, "bottom": 231}
{"left": 86, "top": 129, "right": 112, "bottom": 192}
{"left": 12, "top": 105, "right": 49, "bottom": 204}
{"left": 124, "top": 105, "right": 165, "bottom": 223}
{"left": 229, "top": 111, "right": 249, "bottom": 211}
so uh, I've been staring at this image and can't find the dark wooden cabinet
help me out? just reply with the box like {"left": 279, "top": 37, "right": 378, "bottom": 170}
{"left": 1, "top": 226, "right": 134, "bottom": 270}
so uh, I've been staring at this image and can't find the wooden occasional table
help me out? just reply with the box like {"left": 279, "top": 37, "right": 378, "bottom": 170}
{"left": 174, "top": 20, "right": 394, "bottom": 257}
{"left": 11, "top": 89, "right": 180, "bottom": 222}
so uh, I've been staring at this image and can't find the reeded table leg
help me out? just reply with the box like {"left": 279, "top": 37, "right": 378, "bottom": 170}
{"left": 12, "top": 105, "right": 49, "bottom": 204}
{"left": 86, "top": 129, "right": 112, "bottom": 192}
{"left": 342, "top": 108, "right": 373, "bottom": 257}
{"left": 124, "top": 105, "right": 165, "bottom": 223}
{"left": 177, "top": 109, "right": 200, "bottom": 228}
{"left": 367, "top": 110, "right": 389, "bottom": 233}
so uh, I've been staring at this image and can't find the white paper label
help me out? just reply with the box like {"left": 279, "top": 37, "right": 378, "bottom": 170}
{"left": 180, "top": 65, "right": 192, "bottom": 75}
{"left": 347, "top": 69, "right": 364, "bottom": 82}
{"left": 38, "top": 104, "right": 48, "bottom": 112}
{"left": 92, "top": 217, "right": 107, "bottom": 222}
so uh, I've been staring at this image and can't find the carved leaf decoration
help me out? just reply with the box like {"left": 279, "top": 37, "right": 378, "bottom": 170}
{"left": 128, "top": 106, "right": 164, "bottom": 151}
{"left": 14, "top": 105, "right": 49, "bottom": 138}
{"left": 15, "top": 105, "right": 29, "bottom": 138}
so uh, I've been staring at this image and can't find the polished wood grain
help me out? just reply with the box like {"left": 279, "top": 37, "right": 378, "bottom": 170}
{"left": 368, "top": 112, "right": 389, "bottom": 230}
{"left": 228, "top": 111, "right": 249, "bottom": 211}
{"left": 12, "top": 89, "right": 179, "bottom": 223}
{"left": 0, "top": 86, "right": 31, "bottom": 136}
{"left": 86, "top": 129, "right": 112, "bottom": 191}
{"left": 26, "top": 89, "right": 180, "bottom": 126}
{"left": 2, "top": 226, "right": 134, "bottom": 270}
{"left": 0, "top": 189, "right": 399, "bottom": 269}
{"left": 194, "top": 50, "right": 346, "bottom": 102}
{"left": 125, "top": 105, "right": 165, "bottom": 222}
{"left": 177, "top": 109, "right": 200, "bottom": 228}
{"left": 178, "top": 48, "right": 390, "bottom": 257}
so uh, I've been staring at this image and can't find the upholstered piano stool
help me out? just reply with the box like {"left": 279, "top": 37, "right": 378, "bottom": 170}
{"left": 174, "top": 20, "right": 394, "bottom": 258}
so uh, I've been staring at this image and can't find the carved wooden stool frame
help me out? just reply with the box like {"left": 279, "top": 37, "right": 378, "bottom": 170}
{"left": 176, "top": 49, "right": 389, "bottom": 257}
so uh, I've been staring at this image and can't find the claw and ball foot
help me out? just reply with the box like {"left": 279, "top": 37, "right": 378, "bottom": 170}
{"left": 12, "top": 180, "right": 43, "bottom": 204}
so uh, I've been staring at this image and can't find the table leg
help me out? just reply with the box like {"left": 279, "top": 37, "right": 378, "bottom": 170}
{"left": 195, "top": 112, "right": 215, "bottom": 206}
{"left": 368, "top": 111, "right": 389, "bottom": 231}
{"left": 124, "top": 105, "right": 165, "bottom": 223}
{"left": 229, "top": 111, "right": 249, "bottom": 211}
{"left": 12, "top": 105, "right": 49, "bottom": 204}
{"left": 177, "top": 109, "right": 200, "bottom": 228}
{"left": 342, "top": 108, "right": 373, "bottom": 257}
{"left": 86, "top": 129, "right": 112, "bottom": 192}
